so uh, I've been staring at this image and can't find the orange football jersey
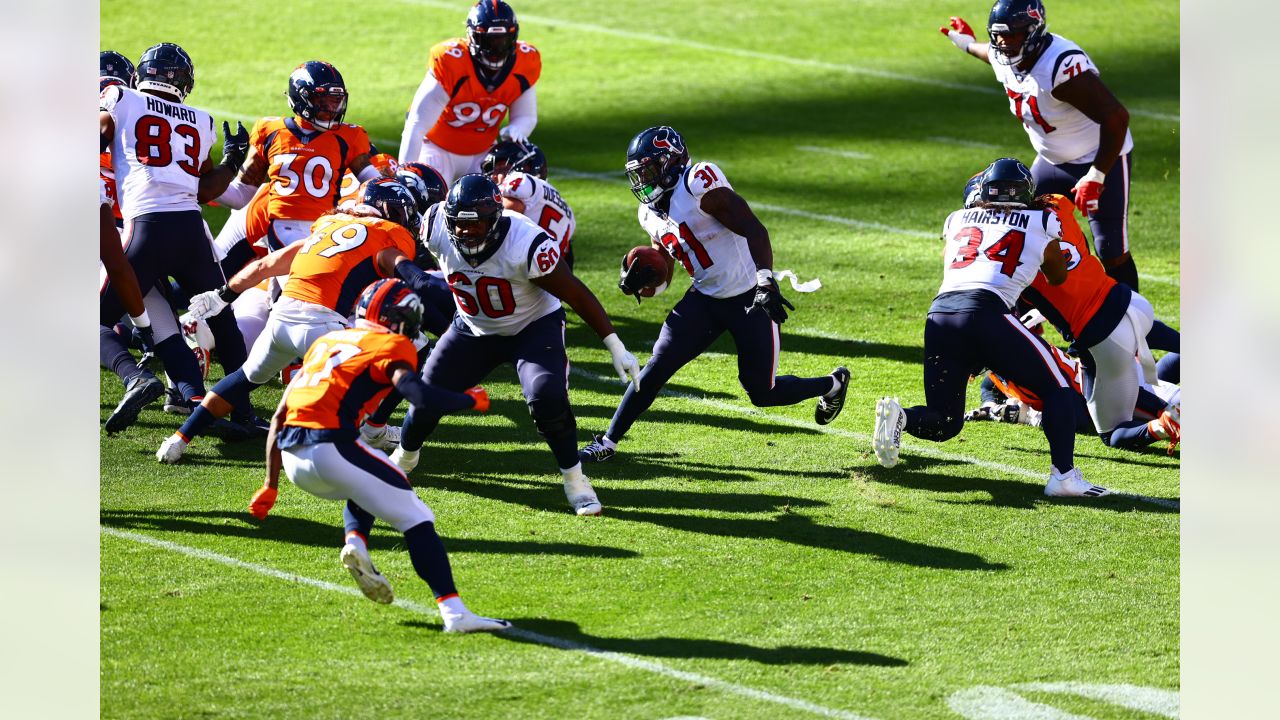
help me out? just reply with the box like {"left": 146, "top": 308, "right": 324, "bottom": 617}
{"left": 283, "top": 214, "right": 417, "bottom": 316}
{"left": 250, "top": 116, "right": 372, "bottom": 222}
{"left": 99, "top": 151, "right": 122, "bottom": 221}
{"left": 284, "top": 326, "right": 418, "bottom": 432}
{"left": 1027, "top": 194, "right": 1117, "bottom": 339}
{"left": 424, "top": 38, "right": 541, "bottom": 155}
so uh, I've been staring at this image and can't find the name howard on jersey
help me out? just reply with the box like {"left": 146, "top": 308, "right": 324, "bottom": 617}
{"left": 959, "top": 209, "right": 1031, "bottom": 229}
{"left": 144, "top": 94, "right": 200, "bottom": 125}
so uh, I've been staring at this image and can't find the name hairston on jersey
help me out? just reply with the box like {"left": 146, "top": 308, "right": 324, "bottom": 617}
{"left": 144, "top": 94, "right": 199, "bottom": 125}
{"left": 960, "top": 209, "right": 1031, "bottom": 229}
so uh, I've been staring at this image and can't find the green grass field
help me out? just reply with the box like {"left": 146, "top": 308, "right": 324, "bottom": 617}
{"left": 101, "top": 1, "right": 1180, "bottom": 717}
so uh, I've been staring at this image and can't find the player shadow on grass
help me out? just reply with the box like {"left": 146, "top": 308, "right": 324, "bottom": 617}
{"left": 97, "top": 509, "right": 639, "bottom": 558}
{"left": 398, "top": 618, "right": 909, "bottom": 667}
{"left": 864, "top": 459, "right": 1180, "bottom": 513}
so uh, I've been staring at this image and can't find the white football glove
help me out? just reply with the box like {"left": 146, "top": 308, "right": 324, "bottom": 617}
{"left": 188, "top": 289, "right": 230, "bottom": 321}
{"left": 1019, "top": 308, "right": 1048, "bottom": 330}
{"left": 499, "top": 125, "right": 528, "bottom": 144}
{"left": 603, "top": 333, "right": 641, "bottom": 389}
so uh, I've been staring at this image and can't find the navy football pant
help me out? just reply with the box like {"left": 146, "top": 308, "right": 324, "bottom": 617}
{"left": 99, "top": 211, "right": 248, "bottom": 375}
{"left": 1032, "top": 152, "right": 1138, "bottom": 290}
{"left": 904, "top": 311, "right": 1077, "bottom": 472}
{"left": 400, "top": 309, "right": 579, "bottom": 470}
{"left": 605, "top": 287, "right": 833, "bottom": 443}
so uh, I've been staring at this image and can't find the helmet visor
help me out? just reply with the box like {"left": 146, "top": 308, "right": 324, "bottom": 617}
{"left": 447, "top": 213, "right": 498, "bottom": 257}
{"left": 309, "top": 88, "right": 348, "bottom": 124}
{"left": 625, "top": 159, "right": 665, "bottom": 204}
{"left": 471, "top": 29, "right": 516, "bottom": 67}
{"left": 988, "top": 25, "right": 1029, "bottom": 65}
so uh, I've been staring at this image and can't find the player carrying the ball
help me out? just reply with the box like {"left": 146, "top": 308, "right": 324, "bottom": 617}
{"left": 579, "top": 126, "right": 850, "bottom": 464}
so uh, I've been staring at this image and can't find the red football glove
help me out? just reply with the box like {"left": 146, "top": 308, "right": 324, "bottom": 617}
{"left": 465, "top": 386, "right": 490, "bottom": 413}
{"left": 940, "top": 17, "right": 976, "bottom": 51}
{"left": 1072, "top": 168, "right": 1106, "bottom": 215}
{"left": 249, "top": 485, "right": 278, "bottom": 520}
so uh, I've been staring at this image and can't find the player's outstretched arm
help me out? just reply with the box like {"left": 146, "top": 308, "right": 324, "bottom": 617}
{"left": 252, "top": 384, "right": 293, "bottom": 519}
{"left": 188, "top": 244, "right": 302, "bottom": 320}
{"left": 1053, "top": 73, "right": 1130, "bottom": 215}
{"left": 939, "top": 17, "right": 991, "bottom": 63}
{"left": 197, "top": 122, "right": 250, "bottom": 203}
{"left": 533, "top": 262, "right": 642, "bottom": 387}
{"left": 390, "top": 364, "right": 487, "bottom": 413}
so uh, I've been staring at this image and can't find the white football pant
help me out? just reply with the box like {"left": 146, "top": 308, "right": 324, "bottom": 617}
{"left": 283, "top": 440, "right": 436, "bottom": 532}
{"left": 1085, "top": 292, "right": 1155, "bottom": 433}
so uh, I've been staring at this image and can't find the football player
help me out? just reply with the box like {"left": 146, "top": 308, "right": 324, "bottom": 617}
{"left": 259, "top": 279, "right": 508, "bottom": 633}
{"left": 577, "top": 126, "right": 850, "bottom": 464}
{"left": 398, "top": 1, "right": 539, "bottom": 183}
{"left": 482, "top": 140, "right": 577, "bottom": 268}
{"left": 873, "top": 158, "right": 1109, "bottom": 498}
{"left": 99, "top": 43, "right": 249, "bottom": 432}
{"left": 390, "top": 175, "right": 642, "bottom": 516}
{"left": 940, "top": 0, "right": 1142, "bottom": 291}
{"left": 156, "top": 179, "right": 421, "bottom": 463}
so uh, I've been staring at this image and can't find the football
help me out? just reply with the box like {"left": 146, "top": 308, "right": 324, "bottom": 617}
{"left": 625, "top": 245, "right": 671, "bottom": 296}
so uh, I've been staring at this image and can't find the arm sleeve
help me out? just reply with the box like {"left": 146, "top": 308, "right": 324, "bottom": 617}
{"left": 399, "top": 72, "right": 449, "bottom": 163}
{"left": 214, "top": 179, "right": 259, "bottom": 210}
{"left": 355, "top": 164, "right": 382, "bottom": 183}
{"left": 502, "top": 86, "right": 537, "bottom": 141}
{"left": 394, "top": 374, "right": 476, "bottom": 413}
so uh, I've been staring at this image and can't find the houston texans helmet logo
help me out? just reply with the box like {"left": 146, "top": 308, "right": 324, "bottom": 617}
{"left": 651, "top": 127, "right": 684, "bottom": 155}
{"left": 1027, "top": 8, "right": 1042, "bottom": 21}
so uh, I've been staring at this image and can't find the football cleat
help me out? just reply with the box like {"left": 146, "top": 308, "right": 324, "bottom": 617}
{"left": 163, "top": 388, "right": 196, "bottom": 415}
{"left": 156, "top": 434, "right": 188, "bottom": 464}
{"left": 361, "top": 423, "right": 402, "bottom": 452}
{"left": 442, "top": 610, "right": 513, "bottom": 634}
{"left": 873, "top": 397, "right": 906, "bottom": 468}
{"left": 1147, "top": 407, "right": 1180, "bottom": 455}
{"left": 105, "top": 374, "right": 165, "bottom": 434}
{"left": 208, "top": 415, "right": 270, "bottom": 442}
{"left": 1044, "top": 466, "right": 1110, "bottom": 498}
{"left": 815, "top": 366, "right": 850, "bottom": 425}
{"left": 578, "top": 434, "right": 616, "bottom": 463}
{"left": 564, "top": 474, "right": 603, "bottom": 516}
{"left": 389, "top": 446, "right": 420, "bottom": 473}
{"left": 340, "top": 543, "right": 394, "bottom": 604}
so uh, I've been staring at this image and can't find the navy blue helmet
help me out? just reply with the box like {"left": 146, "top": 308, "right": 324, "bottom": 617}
{"left": 625, "top": 126, "right": 689, "bottom": 205}
{"left": 977, "top": 158, "right": 1036, "bottom": 207}
{"left": 287, "top": 61, "right": 348, "bottom": 129}
{"left": 444, "top": 174, "right": 506, "bottom": 266}
{"left": 987, "top": 0, "right": 1049, "bottom": 66}
{"left": 397, "top": 162, "right": 449, "bottom": 214}
{"left": 466, "top": 1, "right": 519, "bottom": 71}
{"left": 100, "top": 51, "right": 135, "bottom": 91}
{"left": 481, "top": 139, "right": 548, "bottom": 181}
{"left": 356, "top": 279, "right": 424, "bottom": 338}
{"left": 962, "top": 171, "right": 984, "bottom": 208}
{"left": 356, "top": 178, "right": 421, "bottom": 236}
{"left": 136, "top": 43, "right": 195, "bottom": 100}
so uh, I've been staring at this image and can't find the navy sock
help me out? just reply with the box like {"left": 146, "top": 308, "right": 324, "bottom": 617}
{"left": 369, "top": 389, "right": 404, "bottom": 426}
{"left": 177, "top": 405, "right": 219, "bottom": 441}
{"left": 404, "top": 521, "right": 458, "bottom": 599}
{"left": 745, "top": 375, "right": 835, "bottom": 407}
{"left": 153, "top": 335, "right": 206, "bottom": 400}
{"left": 101, "top": 326, "right": 145, "bottom": 384}
{"left": 1146, "top": 321, "right": 1180, "bottom": 353}
{"left": 1039, "top": 388, "right": 1077, "bottom": 472}
{"left": 1156, "top": 352, "right": 1180, "bottom": 384}
{"left": 1134, "top": 387, "right": 1167, "bottom": 420}
{"left": 545, "top": 429, "right": 581, "bottom": 470}
{"left": 1104, "top": 421, "right": 1155, "bottom": 449}
{"left": 343, "top": 501, "right": 376, "bottom": 538}
{"left": 209, "top": 368, "right": 260, "bottom": 417}
{"left": 400, "top": 405, "right": 440, "bottom": 452}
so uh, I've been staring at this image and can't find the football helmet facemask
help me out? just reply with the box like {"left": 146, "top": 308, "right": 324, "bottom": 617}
{"left": 481, "top": 139, "right": 548, "bottom": 181}
{"left": 987, "top": 0, "right": 1049, "bottom": 67}
{"left": 625, "top": 126, "right": 689, "bottom": 205}
{"left": 355, "top": 178, "right": 422, "bottom": 236}
{"left": 444, "top": 174, "right": 505, "bottom": 266}
{"left": 397, "top": 163, "right": 449, "bottom": 215}
{"left": 466, "top": 1, "right": 519, "bottom": 71}
{"left": 977, "top": 158, "right": 1036, "bottom": 208}
{"left": 287, "top": 61, "right": 348, "bottom": 130}
{"left": 355, "top": 279, "right": 424, "bottom": 338}
{"left": 100, "top": 51, "right": 136, "bottom": 91}
{"left": 136, "top": 43, "right": 195, "bottom": 101}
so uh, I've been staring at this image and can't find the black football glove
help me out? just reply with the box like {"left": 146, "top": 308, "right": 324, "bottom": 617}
{"left": 220, "top": 121, "right": 250, "bottom": 170}
{"left": 749, "top": 281, "right": 795, "bottom": 324}
{"left": 618, "top": 254, "right": 659, "bottom": 304}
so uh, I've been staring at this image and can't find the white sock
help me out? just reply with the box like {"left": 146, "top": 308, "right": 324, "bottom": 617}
{"left": 437, "top": 595, "right": 467, "bottom": 618}
{"left": 344, "top": 531, "right": 368, "bottom": 553}
{"left": 601, "top": 435, "right": 618, "bottom": 450}
{"left": 561, "top": 462, "right": 584, "bottom": 481}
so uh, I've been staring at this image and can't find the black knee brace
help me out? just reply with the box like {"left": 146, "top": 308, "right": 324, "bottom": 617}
{"left": 530, "top": 400, "right": 576, "bottom": 439}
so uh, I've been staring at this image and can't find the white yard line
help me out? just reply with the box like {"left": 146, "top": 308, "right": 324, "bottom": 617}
{"left": 796, "top": 145, "right": 873, "bottom": 160}
{"left": 1012, "top": 683, "right": 1179, "bottom": 719}
{"left": 102, "top": 526, "right": 880, "bottom": 720}
{"left": 396, "top": 0, "right": 1179, "bottom": 123}
{"left": 569, "top": 367, "right": 1179, "bottom": 511}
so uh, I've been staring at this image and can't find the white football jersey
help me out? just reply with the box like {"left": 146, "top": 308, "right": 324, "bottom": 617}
{"left": 636, "top": 162, "right": 756, "bottom": 299}
{"left": 100, "top": 85, "right": 216, "bottom": 220}
{"left": 499, "top": 172, "right": 576, "bottom": 254}
{"left": 424, "top": 206, "right": 563, "bottom": 336}
{"left": 990, "top": 34, "right": 1134, "bottom": 165}
{"left": 937, "top": 206, "right": 1061, "bottom": 308}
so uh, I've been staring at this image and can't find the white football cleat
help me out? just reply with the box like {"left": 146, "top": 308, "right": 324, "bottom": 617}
{"left": 156, "top": 434, "right": 188, "bottom": 464}
{"left": 361, "top": 423, "right": 401, "bottom": 452}
{"left": 441, "top": 609, "right": 512, "bottom": 634}
{"left": 1044, "top": 466, "right": 1110, "bottom": 498}
{"left": 340, "top": 543, "right": 394, "bottom": 604}
{"left": 389, "top": 446, "right": 419, "bottom": 473}
{"left": 873, "top": 397, "right": 905, "bottom": 468}
{"left": 564, "top": 474, "right": 603, "bottom": 516}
